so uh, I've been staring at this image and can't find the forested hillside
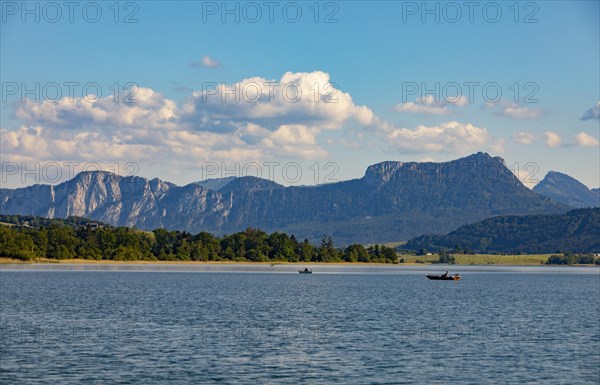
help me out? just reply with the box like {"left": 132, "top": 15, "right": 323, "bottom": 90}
{"left": 403, "top": 208, "right": 600, "bottom": 254}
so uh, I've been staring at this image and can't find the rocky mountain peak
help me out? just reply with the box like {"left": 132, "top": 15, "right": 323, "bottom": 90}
{"left": 70, "top": 170, "right": 121, "bottom": 183}
{"left": 219, "top": 176, "right": 282, "bottom": 193}
{"left": 533, "top": 171, "right": 599, "bottom": 208}
{"left": 363, "top": 161, "right": 405, "bottom": 183}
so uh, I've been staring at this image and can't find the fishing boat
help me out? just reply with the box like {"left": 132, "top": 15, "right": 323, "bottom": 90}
{"left": 426, "top": 273, "right": 461, "bottom": 281}
{"left": 299, "top": 268, "right": 312, "bottom": 274}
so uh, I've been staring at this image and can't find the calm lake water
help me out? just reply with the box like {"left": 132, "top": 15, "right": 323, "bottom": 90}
{"left": 1, "top": 264, "right": 599, "bottom": 384}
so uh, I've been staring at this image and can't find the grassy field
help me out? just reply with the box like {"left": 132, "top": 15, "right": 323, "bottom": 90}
{"left": 399, "top": 253, "right": 553, "bottom": 265}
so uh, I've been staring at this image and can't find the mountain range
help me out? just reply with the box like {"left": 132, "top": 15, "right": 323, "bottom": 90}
{"left": 0, "top": 152, "right": 571, "bottom": 245}
{"left": 533, "top": 171, "right": 599, "bottom": 208}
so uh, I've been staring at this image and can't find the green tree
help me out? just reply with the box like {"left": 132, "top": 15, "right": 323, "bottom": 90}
{"left": 343, "top": 244, "right": 368, "bottom": 262}
{"left": 0, "top": 227, "right": 35, "bottom": 260}
{"left": 46, "top": 226, "right": 79, "bottom": 259}
{"left": 318, "top": 235, "right": 340, "bottom": 262}
{"left": 381, "top": 246, "right": 398, "bottom": 263}
{"left": 113, "top": 245, "right": 143, "bottom": 261}
{"left": 438, "top": 251, "right": 456, "bottom": 264}
{"left": 298, "top": 239, "right": 315, "bottom": 262}
{"left": 190, "top": 241, "right": 209, "bottom": 261}
{"left": 175, "top": 238, "right": 192, "bottom": 261}
{"left": 268, "top": 232, "right": 296, "bottom": 261}
{"left": 193, "top": 231, "right": 221, "bottom": 260}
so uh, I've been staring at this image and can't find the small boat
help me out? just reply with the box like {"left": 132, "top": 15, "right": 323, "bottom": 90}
{"left": 426, "top": 273, "right": 461, "bottom": 281}
{"left": 299, "top": 268, "right": 312, "bottom": 274}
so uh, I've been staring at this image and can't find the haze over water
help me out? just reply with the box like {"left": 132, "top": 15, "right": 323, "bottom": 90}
{"left": 1, "top": 265, "right": 598, "bottom": 384}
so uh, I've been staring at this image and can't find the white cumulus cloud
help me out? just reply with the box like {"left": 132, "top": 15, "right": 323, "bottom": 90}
{"left": 191, "top": 55, "right": 221, "bottom": 68}
{"left": 394, "top": 95, "right": 468, "bottom": 116}
{"left": 3, "top": 71, "right": 509, "bottom": 169}
{"left": 512, "top": 132, "right": 538, "bottom": 145}
{"left": 486, "top": 100, "right": 543, "bottom": 119}
{"left": 543, "top": 131, "right": 562, "bottom": 148}
{"left": 6, "top": 72, "right": 378, "bottom": 165}
{"left": 574, "top": 132, "right": 599, "bottom": 147}
{"left": 384, "top": 121, "right": 491, "bottom": 154}
{"left": 15, "top": 87, "right": 178, "bottom": 131}
{"left": 182, "top": 71, "right": 374, "bottom": 133}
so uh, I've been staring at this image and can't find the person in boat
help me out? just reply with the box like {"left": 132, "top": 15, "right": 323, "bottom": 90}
{"left": 304, "top": 267, "right": 309, "bottom": 272}
{"left": 442, "top": 271, "right": 449, "bottom": 278}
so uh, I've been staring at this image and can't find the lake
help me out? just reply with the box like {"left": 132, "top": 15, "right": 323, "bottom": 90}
{"left": 1, "top": 264, "right": 599, "bottom": 384}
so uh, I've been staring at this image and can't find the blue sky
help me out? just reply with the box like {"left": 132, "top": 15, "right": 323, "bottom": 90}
{"left": 1, "top": 1, "right": 599, "bottom": 189}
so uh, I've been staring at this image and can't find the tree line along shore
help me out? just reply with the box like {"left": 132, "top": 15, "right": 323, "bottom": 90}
{"left": 0, "top": 217, "right": 397, "bottom": 263}
{"left": 0, "top": 215, "right": 598, "bottom": 265}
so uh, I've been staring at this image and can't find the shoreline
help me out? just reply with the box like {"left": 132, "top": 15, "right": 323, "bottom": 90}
{"left": 0, "top": 258, "right": 412, "bottom": 266}
{"left": 1, "top": 258, "right": 597, "bottom": 267}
